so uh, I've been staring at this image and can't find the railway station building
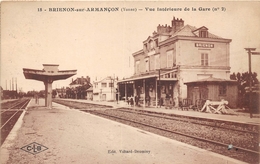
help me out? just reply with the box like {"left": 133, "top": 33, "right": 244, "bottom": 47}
{"left": 68, "top": 76, "right": 92, "bottom": 99}
{"left": 93, "top": 76, "right": 117, "bottom": 101}
{"left": 118, "top": 17, "right": 237, "bottom": 107}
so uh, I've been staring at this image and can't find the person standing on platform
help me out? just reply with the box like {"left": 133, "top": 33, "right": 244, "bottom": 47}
{"left": 135, "top": 95, "right": 139, "bottom": 106}
{"left": 169, "top": 94, "right": 173, "bottom": 109}
{"left": 130, "top": 97, "right": 134, "bottom": 107}
{"left": 165, "top": 93, "right": 170, "bottom": 109}
{"left": 145, "top": 95, "right": 151, "bottom": 107}
{"left": 35, "top": 94, "right": 39, "bottom": 104}
{"left": 126, "top": 97, "right": 130, "bottom": 105}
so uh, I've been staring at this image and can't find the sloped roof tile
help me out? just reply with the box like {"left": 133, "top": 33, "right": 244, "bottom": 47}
{"left": 171, "top": 25, "right": 222, "bottom": 39}
{"left": 185, "top": 77, "right": 237, "bottom": 85}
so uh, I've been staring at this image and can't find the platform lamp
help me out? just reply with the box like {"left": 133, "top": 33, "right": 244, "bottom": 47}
{"left": 244, "top": 48, "right": 260, "bottom": 118}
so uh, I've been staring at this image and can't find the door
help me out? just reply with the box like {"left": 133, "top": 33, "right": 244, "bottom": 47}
{"left": 192, "top": 87, "right": 200, "bottom": 105}
{"left": 102, "top": 94, "right": 106, "bottom": 101}
{"left": 200, "top": 87, "right": 208, "bottom": 100}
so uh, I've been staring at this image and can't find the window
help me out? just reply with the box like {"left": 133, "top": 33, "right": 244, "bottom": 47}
{"left": 144, "top": 43, "right": 147, "bottom": 51}
{"left": 145, "top": 59, "right": 149, "bottom": 72}
{"left": 219, "top": 84, "right": 227, "bottom": 95}
{"left": 167, "top": 50, "right": 173, "bottom": 68}
{"left": 154, "top": 55, "right": 160, "bottom": 69}
{"left": 199, "top": 31, "right": 208, "bottom": 38}
{"left": 135, "top": 61, "right": 140, "bottom": 74}
{"left": 201, "top": 53, "right": 208, "bottom": 66}
{"left": 101, "top": 83, "right": 107, "bottom": 88}
{"left": 155, "top": 39, "right": 158, "bottom": 47}
{"left": 149, "top": 40, "right": 154, "bottom": 50}
{"left": 109, "top": 83, "right": 114, "bottom": 87}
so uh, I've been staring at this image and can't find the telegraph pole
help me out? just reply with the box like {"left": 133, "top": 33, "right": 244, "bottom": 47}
{"left": 159, "top": 69, "right": 161, "bottom": 108}
{"left": 245, "top": 48, "right": 260, "bottom": 118}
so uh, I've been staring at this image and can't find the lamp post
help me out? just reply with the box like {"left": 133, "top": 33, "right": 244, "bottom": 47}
{"left": 110, "top": 77, "right": 113, "bottom": 101}
{"left": 244, "top": 48, "right": 260, "bottom": 118}
{"left": 100, "top": 89, "right": 102, "bottom": 101}
{"left": 158, "top": 69, "right": 161, "bottom": 108}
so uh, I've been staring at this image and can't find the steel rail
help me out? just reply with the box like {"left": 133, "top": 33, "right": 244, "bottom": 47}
{"left": 0, "top": 99, "right": 30, "bottom": 130}
{"left": 90, "top": 110, "right": 260, "bottom": 155}
{"left": 52, "top": 99, "right": 112, "bottom": 109}
{"left": 116, "top": 109, "right": 259, "bottom": 135}
{"left": 1, "top": 100, "right": 26, "bottom": 114}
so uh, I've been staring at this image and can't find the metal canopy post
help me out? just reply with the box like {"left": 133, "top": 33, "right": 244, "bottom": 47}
{"left": 155, "top": 78, "right": 158, "bottom": 108}
{"left": 245, "top": 48, "right": 260, "bottom": 118}
{"left": 159, "top": 69, "right": 161, "bottom": 108}
{"left": 143, "top": 79, "right": 146, "bottom": 108}
{"left": 117, "top": 83, "right": 120, "bottom": 104}
{"left": 133, "top": 81, "right": 135, "bottom": 107}
{"left": 125, "top": 82, "right": 127, "bottom": 102}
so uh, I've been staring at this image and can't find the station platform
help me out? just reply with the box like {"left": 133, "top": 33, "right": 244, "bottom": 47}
{"left": 1, "top": 98, "right": 246, "bottom": 164}
{"left": 58, "top": 98, "right": 260, "bottom": 125}
{"left": 1, "top": 99, "right": 17, "bottom": 103}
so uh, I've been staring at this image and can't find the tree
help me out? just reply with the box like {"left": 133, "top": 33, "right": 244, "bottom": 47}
{"left": 230, "top": 72, "right": 259, "bottom": 111}
{"left": 52, "top": 89, "right": 57, "bottom": 98}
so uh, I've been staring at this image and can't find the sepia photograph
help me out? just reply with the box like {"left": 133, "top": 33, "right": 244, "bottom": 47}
{"left": 1, "top": 1, "right": 260, "bottom": 164}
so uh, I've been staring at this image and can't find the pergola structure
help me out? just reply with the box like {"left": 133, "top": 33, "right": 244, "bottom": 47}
{"left": 23, "top": 64, "right": 77, "bottom": 109}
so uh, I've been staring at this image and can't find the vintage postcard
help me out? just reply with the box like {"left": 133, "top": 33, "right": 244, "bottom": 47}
{"left": 1, "top": 1, "right": 259, "bottom": 164}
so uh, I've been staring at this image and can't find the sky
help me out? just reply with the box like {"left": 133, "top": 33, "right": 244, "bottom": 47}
{"left": 1, "top": 1, "right": 260, "bottom": 92}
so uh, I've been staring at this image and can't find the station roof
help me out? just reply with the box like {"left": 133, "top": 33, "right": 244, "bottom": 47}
{"left": 118, "top": 69, "right": 178, "bottom": 83}
{"left": 23, "top": 68, "right": 77, "bottom": 82}
{"left": 118, "top": 74, "right": 158, "bottom": 83}
{"left": 184, "top": 77, "right": 237, "bottom": 85}
{"left": 171, "top": 25, "right": 222, "bottom": 39}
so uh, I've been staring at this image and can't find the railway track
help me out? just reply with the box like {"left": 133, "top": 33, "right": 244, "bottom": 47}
{"left": 117, "top": 108, "right": 259, "bottom": 134}
{"left": 89, "top": 109, "right": 259, "bottom": 164}
{"left": 53, "top": 99, "right": 112, "bottom": 109}
{"left": 1, "top": 98, "right": 31, "bottom": 145}
{"left": 1, "top": 99, "right": 30, "bottom": 114}
{"left": 53, "top": 99, "right": 259, "bottom": 163}
{"left": 115, "top": 109, "right": 259, "bottom": 150}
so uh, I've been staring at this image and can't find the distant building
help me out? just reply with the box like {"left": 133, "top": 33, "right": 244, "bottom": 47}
{"left": 118, "top": 16, "right": 237, "bottom": 107}
{"left": 185, "top": 77, "right": 238, "bottom": 108}
{"left": 2, "top": 90, "right": 17, "bottom": 99}
{"left": 69, "top": 76, "right": 91, "bottom": 89}
{"left": 86, "top": 87, "right": 93, "bottom": 100}
{"left": 69, "top": 76, "right": 92, "bottom": 99}
{"left": 0, "top": 86, "right": 3, "bottom": 99}
{"left": 93, "top": 76, "right": 117, "bottom": 101}
{"left": 55, "top": 87, "right": 66, "bottom": 98}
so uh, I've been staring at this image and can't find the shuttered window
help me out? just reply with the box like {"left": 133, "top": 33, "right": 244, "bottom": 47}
{"left": 201, "top": 53, "right": 208, "bottom": 66}
{"left": 135, "top": 61, "right": 140, "bottom": 74}
{"left": 154, "top": 55, "right": 160, "bottom": 69}
{"left": 145, "top": 59, "right": 149, "bottom": 72}
{"left": 167, "top": 50, "right": 173, "bottom": 68}
{"left": 101, "top": 83, "right": 107, "bottom": 88}
{"left": 219, "top": 84, "right": 227, "bottom": 95}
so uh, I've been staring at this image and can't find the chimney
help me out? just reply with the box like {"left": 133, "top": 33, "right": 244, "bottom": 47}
{"left": 86, "top": 76, "right": 90, "bottom": 83}
{"left": 171, "top": 17, "right": 184, "bottom": 33}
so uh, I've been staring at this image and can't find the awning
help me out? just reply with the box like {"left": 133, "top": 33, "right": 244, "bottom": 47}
{"left": 118, "top": 69, "right": 180, "bottom": 83}
{"left": 184, "top": 77, "right": 237, "bottom": 85}
{"left": 118, "top": 75, "right": 178, "bottom": 83}
{"left": 23, "top": 68, "right": 77, "bottom": 81}
{"left": 159, "top": 78, "right": 178, "bottom": 81}
{"left": 118, "top": 74, "right": 158, "bottom": 83}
